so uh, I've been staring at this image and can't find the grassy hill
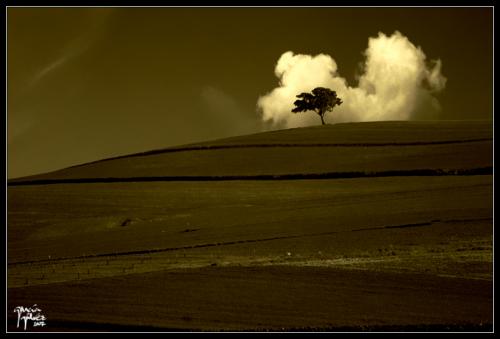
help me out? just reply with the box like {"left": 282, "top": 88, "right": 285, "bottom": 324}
{"left": 9, "top": 120, "right": 492, "bottom": 182}
{"left": 7, "top": 121, "right": 493, "bottom": 331}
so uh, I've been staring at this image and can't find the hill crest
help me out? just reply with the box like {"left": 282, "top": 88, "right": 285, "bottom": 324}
{"left": 8, "top": 120, "right": 493, "bottom": 184}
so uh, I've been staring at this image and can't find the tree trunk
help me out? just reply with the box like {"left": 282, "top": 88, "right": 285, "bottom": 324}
{"left": 317, "top": 109, "right": 326, "bottom": 125}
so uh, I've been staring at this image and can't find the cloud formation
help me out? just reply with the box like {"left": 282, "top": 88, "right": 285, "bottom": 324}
{"left": 201, "top": 86, "right": 261, "bottom": 136}
{"left": 27, "top": 9, "right": 113, "bottom": 91}
{"left": 257, "top": 31, "right": 447, "bottom": 128}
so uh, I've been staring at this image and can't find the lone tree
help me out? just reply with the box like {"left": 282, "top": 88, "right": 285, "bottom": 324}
{"left": 291, "top": 87, "right": 343, "bottom": 125}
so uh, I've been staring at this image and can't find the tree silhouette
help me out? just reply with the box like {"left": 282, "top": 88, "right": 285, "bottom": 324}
{"left": 291, "top": 87, "right": 343, "bottom": 125}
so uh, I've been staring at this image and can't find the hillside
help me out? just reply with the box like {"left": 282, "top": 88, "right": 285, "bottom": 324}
{"left": 7, "top": 120, "right": 493, "bottom": 331}
{"left": 9, "top": 120, "right": 492, "bottom": 183}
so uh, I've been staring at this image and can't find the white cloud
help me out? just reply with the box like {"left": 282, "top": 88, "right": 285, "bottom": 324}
{"left": 257, "top": 31, "right": 447, "bottom": 127}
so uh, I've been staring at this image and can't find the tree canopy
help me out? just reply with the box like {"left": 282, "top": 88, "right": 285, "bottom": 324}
{"left": 291, "top": 87, "right": 343, "bottom": 125}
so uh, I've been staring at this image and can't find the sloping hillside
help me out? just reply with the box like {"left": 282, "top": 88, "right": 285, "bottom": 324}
{"left": 8, "top": 120, "right": 492, "bottom": 183}
{"left": 7, "top": 120, "right": 493, "bottom": 331}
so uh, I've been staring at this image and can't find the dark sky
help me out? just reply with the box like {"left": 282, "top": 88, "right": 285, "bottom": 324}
{"left": 7, "top": 7, "right": 493, "bottom": 178}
